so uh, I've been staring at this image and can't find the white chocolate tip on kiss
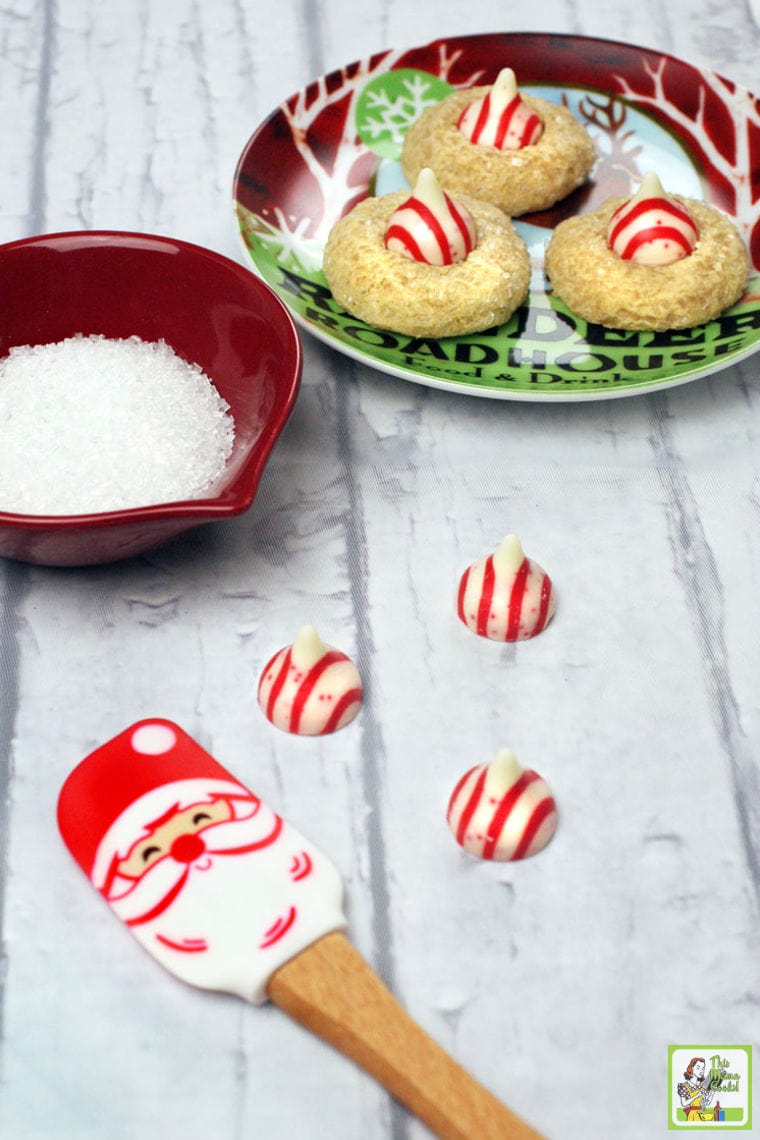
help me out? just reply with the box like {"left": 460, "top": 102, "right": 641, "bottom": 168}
{"left": 414, "top": 166, "right": 446, "bottom": 203}
{"left": 291, "top": 624, "right": 326, "bottom": 667}
{"left": 492, "top": 533, "right": 525, "bottom": 575}
{"left": 493, "top": 67, "right": 518, "bottom": 96}
{"left": 487, "top": 747, "right": 524, "bottom": 789}
{"left": 634, "top": 171, "right": 666, "bottom": 198}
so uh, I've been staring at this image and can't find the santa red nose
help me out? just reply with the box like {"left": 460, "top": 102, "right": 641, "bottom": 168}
{"left": 170, "top": 833, "right": 206, "bottom": 864}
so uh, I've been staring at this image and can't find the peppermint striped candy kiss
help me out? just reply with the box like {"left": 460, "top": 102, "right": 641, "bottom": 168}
{"left": 258, "top": 625, "right": 363, "bottom": 736}
{"left": 457, "top": 534, "right": 555, "bottom": 641}
{"left": 385, "top": 167, "right": 476, "bottom": 266}
{"left": 457, "top": 67, "right": 543, "bottom": 151}
{"left": 607, "top": 171, "right": 699, "bottom": 266}
{"left": 447, "top": 749, "right": 558, "bottom": 861}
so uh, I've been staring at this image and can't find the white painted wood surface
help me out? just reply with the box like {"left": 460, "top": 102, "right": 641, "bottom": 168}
{"left": 1, "top": 2, "right": 759, "bottom": 1138}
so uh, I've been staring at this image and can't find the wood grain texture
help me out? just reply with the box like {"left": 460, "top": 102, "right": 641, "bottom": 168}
{"left": 268, "top": 932, "right": 545, "bottom": 1140}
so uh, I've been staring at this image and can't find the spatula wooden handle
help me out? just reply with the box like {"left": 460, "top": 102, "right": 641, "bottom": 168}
{"left": 267, "top": 931, "right": 545, "bottom": 1140}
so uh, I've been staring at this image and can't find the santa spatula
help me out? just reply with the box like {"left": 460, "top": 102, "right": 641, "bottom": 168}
{"left": 57, "top": 718, "right": 544, "bottom": 1140}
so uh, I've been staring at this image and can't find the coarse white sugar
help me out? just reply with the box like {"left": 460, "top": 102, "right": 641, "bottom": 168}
{"left": 0, "top": 334, "right": 235, "bottom": 515}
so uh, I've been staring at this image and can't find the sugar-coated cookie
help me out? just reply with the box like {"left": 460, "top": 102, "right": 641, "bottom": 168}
{"left": 323, "top": 182, "right": 530, "bottom": 338}
{"left": 401, "top": 73, "right": 595, "bottom": 217}
{"left": 545, "top": 187, "right": 749, "bottom": 331}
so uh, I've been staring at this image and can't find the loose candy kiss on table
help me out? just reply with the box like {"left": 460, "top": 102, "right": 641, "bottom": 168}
{"left": 457, "top": 534, "right": 556, "bottom": 641}
{"left": 447, "top": 748, "right": 558, "bottom": 862}
{"left": 57, "top": 719, "right": 544, "bottom": 1140}
{"left": 257, "top": 625, "right": 363, "bottom": 736}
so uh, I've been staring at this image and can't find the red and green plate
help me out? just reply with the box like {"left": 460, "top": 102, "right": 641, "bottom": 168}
{"left": 233, "top": 32, "right": 760, "bottom": 401}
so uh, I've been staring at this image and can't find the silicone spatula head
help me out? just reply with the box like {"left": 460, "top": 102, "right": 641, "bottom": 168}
{"left": 57, "top": 718, "right": 346, "bottom": 1004}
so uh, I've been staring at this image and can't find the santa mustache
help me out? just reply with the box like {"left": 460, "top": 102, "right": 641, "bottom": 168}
{"left": 106, "top": 809, "right": 283, "bottom": 927}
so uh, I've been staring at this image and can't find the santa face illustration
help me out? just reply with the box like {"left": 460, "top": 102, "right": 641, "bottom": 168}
{"left": 94, "top": 777, "right": 321, "bottom": 966}
{"left": 99, "top": 782, "right": 284, "bottom": 928}
{"left": 59, "top": 720, "right": 346, "bottom": 1003}
{"left": 110, "top": 798, "right": 237, "bottom": 881}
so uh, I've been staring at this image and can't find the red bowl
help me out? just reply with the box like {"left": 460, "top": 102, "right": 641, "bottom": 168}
{"left": 0, "top": 231, "right": 302, "bottom": 566}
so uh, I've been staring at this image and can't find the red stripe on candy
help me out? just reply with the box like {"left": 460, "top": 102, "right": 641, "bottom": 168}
{"left": 446, "top": 195, "right": 474, "bottom": 253}
{"left": 519, "top": 111, "right": 541, "bottom": 146}
{"left": 407, "top": 199, "right": 453, "bottom": 264}
{"left": 482, "top": 769, "right": 539, "bottom": 860}
{"left": 464, "top": 91, "right": 492, "bottom": 143}
{"left": 533, "top": 572, "right": 553, "bottom": 636}
{"left": 386, "top": 202, "right": 451, "bottom": 264}
{"left": 608, "top": 199, "right": 645, "bottom": 247}
{"left": 265, "top": 647, "right": 292, "bottom": 723}
{"left": 493, "top": 95, "right": 519, "bottom": 149}
{"left": 621, "top": 225, "right": 693, "bottom": 261}
{"left": 609, "top": 197, "right": 696, "bottom": 249}
{"left": 455, "top": 766, "right": 488, "bottom": 847}
{"left": 385, "top": 223, "right": 426, "bottom": 262}
{"left": 506, "top": 557, "right": 530, "bottom": 640}
{"left": 322, "top": 686, "right": 363, "bottom": 734}
{"left": 477, "top": 555, "right": 496, "bottom": 636}
{"left": 289, "top": 650, "right": 346, "bottom": 733}
{"left": 608, "top": 198, "right": 662, "bottom": 245}
{"left": 510, "top": 793, "right": 557, "bottom": 861}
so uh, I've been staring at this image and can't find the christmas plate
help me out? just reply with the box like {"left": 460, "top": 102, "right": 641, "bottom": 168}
{"left": 233, "top": 32, "right": 760, "bottom": 401}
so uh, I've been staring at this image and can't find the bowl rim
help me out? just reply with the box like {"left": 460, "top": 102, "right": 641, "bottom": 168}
{"left": 0, "top": 228, "right": 303, "bottom": 530}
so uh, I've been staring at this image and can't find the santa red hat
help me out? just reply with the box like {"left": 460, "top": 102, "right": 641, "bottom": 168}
{"left": 57, "top": 719, "right": 244, "bottom": 884}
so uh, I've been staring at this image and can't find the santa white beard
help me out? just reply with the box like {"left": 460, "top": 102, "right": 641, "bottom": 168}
{"left": 104, "top": 806, "right": 346, "bottom": 1004}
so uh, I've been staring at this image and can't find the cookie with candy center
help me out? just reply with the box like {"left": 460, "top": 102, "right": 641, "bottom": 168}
{"left": 401, "top": 67, "right": 595, "bottom": 217}
{"left": 545, "top": 171, "right": 749, "bottom": 330}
